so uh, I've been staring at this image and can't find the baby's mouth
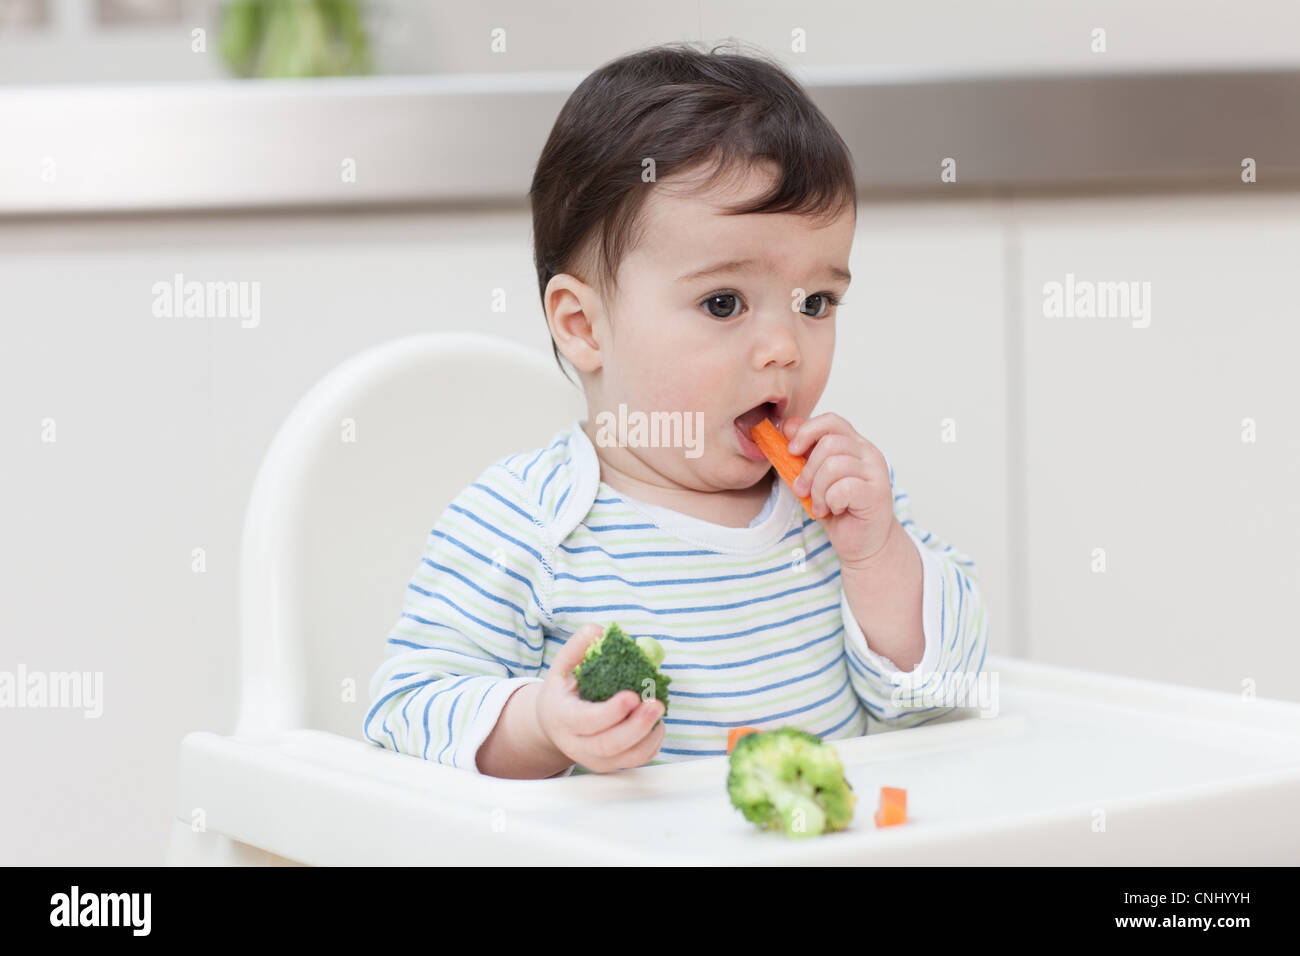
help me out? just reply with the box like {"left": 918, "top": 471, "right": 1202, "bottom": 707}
{"left": 733, "top": 399, "right": 786, "bottom": 436}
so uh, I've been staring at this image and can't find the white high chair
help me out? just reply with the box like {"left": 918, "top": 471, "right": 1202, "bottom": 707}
{"left": 165, "top": 332, "right": 586, "bottom": 865}
{"left": 166, "top": 333, "right": 1300, "bottom": 866}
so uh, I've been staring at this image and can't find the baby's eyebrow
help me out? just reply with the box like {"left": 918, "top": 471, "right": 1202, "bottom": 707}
{"left": 678, "top": 258, "right": 851, "bottom": 284}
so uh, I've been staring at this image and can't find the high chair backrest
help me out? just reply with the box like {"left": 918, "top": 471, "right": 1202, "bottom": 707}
{"left": 235, "top": 332, "right": 587, "bottom": 739}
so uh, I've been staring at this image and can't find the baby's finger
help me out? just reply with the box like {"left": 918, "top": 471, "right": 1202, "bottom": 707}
{"left": 602, "top": 706, "right": 667, "bottom": 766}
{"left": 588, "top": 697, "right": 665, "bottom": 759}
{"left": 786, "top": 412, "right": 850, "bottom": 457}
{"left": 562, "top": 688, "right": 641, "bottom": 736}
{"left": 552, "top": 623, "right": 605, "bottom": 682}
{"left": 791, "top": 433, "right": 858, "bottom": 496}
{"left": 806, "top": 453, "right": 860, "bottom": 518}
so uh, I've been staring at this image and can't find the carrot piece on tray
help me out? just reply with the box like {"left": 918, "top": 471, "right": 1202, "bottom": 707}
{"left": 748, "top": 418, "right": 816, "bottom": 519}
{"left": 873, "top": 786, "right": 908, "bottom": 827}
{"left": 727, "top": 726, "right": 760, "bottom": 754}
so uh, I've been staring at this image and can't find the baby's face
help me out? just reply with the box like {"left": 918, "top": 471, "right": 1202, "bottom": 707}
{"left": 589, "top": 161, "right": 855, "bottom": 494}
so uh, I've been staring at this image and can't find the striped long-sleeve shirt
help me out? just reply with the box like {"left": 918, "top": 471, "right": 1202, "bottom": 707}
{"left": 363, "top": 417, "right": 988, "bottom": 775}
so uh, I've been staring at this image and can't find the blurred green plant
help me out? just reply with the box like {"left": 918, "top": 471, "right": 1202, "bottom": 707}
{"left": 218, "top": 0, "right": 373, "bottom": 78}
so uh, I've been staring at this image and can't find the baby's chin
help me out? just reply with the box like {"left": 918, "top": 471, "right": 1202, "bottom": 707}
{"left": 697, "top": 443, "right": 775, "bottom": 491}
{"left": 641, "top": 448, "right": 768, "bottom": 495}
{"left": 609, "top": 421, "right": 771, "bottom": 490}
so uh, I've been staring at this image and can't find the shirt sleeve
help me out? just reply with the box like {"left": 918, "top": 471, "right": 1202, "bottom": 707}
{"left": 841, "top": 460, "right": 990, "bottom": 728}
{"left": 361, "top": 462, "right": 577, "bottom": 775}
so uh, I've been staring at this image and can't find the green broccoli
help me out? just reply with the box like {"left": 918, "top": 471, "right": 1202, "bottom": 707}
{"left": 727, "top": 726, "right": 857, "bottom": 837}
{"left": 572, "top": 622, "right": 671, "bottom": 715}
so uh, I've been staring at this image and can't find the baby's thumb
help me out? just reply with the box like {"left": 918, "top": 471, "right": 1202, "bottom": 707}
{"left": 556, "top": 622, "right": 605, "bottom": 680}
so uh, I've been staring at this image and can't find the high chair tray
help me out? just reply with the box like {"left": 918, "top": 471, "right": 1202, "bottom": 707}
{"left": 174, "top": 655, "right": 1300, "bottom": 865}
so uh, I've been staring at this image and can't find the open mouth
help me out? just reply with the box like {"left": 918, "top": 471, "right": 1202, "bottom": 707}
{"left": 733, "top": 397, "right": 789, "bottom": 462}
{"left": 733, "top": 400, "right": 782, "bottom": 436}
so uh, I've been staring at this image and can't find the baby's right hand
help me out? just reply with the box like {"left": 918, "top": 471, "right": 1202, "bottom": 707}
{"left": 535, "top": 622, "right": 666, "bottom": 774}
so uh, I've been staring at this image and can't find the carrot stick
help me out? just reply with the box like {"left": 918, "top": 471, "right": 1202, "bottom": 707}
{"left": 748, "top": 417, "right": 816, "bottom": 519}
{"left": 727, "top": 726, "right": 760, "bottom": 754}
{"left": 873, "top": 786, "right": 907, "bottom": 827}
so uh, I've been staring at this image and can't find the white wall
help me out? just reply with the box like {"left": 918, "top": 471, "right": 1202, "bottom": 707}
{"left": 3, "top": 0, "right": 1300, "bottom": 85}
{"left": 1015, "top": 191, "right": 1300, "bottom": 695}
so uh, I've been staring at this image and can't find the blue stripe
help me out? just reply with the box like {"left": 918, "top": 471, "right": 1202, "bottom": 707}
{"left": 363, "top": 675, "right": 437, "bottom": 744}
{"left": 559, "top": 542, "right": 717, "bottom": 558}
{"left": 430, "top": 530, "right": 546, "bottom": 613}
{"left": 844, "top": 642, "right": 912, "bottom": 687}
{"left": 663, "top": 624, "right": 842, "bottom": 670}
{"left": 843, "top": 649, "right": 945, "bottom": 716}
{"left": 400, "top": 686, "right": 418, "bottom": 734}
{"left": 664, "top": 674, "right": 852, "bottom": 727}
{"left": 551, "top": 567, "right": 841, "bottom": 615}
{"left": 386, "top": 634, "right": 533, "bottom": 673}
{"left": 437, "top": 691, "right": 462, "bottom": 764}
{"left": 519, "top": 437, "right": 565, "bottom": 482}
{"left": 385, "top": 618, "right": 471, "bottom": 645}
{"left": 659, "top": 745, "right": 728, "bottom": 756}
{"left": 471, "top": 686, "right": 490, "bottom": 724}
{"left": 414, "top": 557, "right": 539, "bottom": 631}
{"left": 561, "top": 521, "right": 812, "bottom": 559}
{"left": 537, "top": 456, "right": 570, "bottom": 507}
{"left": 553, "top": 539, "right": 833, "bottom": 587}
{"left": 449, "top": 501, "right": 543, "bottom": 564}
{"left": 422, "top": 675, "right": 478, "bottom": 761}
{"left": 666, "top": 651, "right": 842, "bottom": 697}
{"left": 550, "top": 600, "right": 839, "bottom": 646}
{"left": 519, "top": 448, "right": 546, "bottom": 482}
{"left": 817, "top": 700, "right": 866, "bottom": 738}
{"left": 957, "top": 569, "right": 982, "bottom": 675}
{"left": 471, "top": 481, "right": 536, "bottom": 525}
{"left": 405, "top": 597, "right": 539, "bottom": 650}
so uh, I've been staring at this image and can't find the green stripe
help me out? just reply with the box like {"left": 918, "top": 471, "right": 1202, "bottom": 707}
{"left": 560, "top": 535, "right": 828, "bottom": 575}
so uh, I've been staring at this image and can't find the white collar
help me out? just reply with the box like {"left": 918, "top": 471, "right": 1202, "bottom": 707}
{"left": 566, "top": 417, "right": 801, "bottom": 554}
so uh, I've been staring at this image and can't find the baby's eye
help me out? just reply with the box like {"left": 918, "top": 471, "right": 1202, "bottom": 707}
{"left": 800, "top": 292, "right": 842, "bottom": 318}
{"left": 702, "top": 292, "right": 743, "bottom": 319}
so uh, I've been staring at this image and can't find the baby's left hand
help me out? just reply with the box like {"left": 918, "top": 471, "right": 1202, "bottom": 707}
{"left": 783, "top": 413, "right": 896, "bottom": 570}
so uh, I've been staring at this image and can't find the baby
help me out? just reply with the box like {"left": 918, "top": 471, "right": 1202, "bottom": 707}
{"left": 363, "top": 41, "right": 988, "bottom": 778}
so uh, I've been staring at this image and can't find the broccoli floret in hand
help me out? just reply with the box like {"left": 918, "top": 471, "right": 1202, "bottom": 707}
{"left": 727, "top": 726, "right": 857, "bottom": 837}
{"left": 572, "top": 622, "right": 671, "bottom": 715}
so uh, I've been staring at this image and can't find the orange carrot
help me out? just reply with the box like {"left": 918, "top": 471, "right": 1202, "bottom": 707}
{"left": 748, "top": 418, "right": 816, "bottom": 519}
{"left": 727, "top": 726, "right": 761, "bottom": 754}
{"left": 873, "top": 786, "right": 907, "bottom": 827}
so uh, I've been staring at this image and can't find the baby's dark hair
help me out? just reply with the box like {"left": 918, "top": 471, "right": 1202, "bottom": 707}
{"left": 529, "top": 39, "right": 858, "bottom": 384}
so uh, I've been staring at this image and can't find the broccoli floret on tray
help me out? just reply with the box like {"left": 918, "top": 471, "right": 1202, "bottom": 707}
{"left": 727, "top": 726, "right": 857, "bottom": 837}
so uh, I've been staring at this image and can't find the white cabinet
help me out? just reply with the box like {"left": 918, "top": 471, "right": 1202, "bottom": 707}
{"left": 1014, "top": 192, "right": 1300, "bottom": 698}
